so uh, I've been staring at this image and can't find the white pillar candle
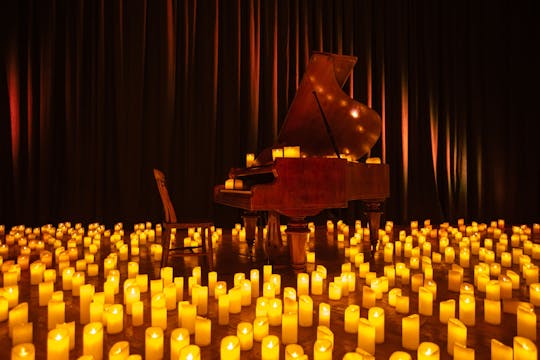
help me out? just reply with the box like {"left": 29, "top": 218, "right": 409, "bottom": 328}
{"left": 318, "top": 302, "right": 331, "bottom": 327}
{"left": 417, "top": 342, "right": 440, "bottom": 360}
{"left": 516, "top": 303, "right": 536, "bottom": 341}
{"left": 145, "top": 326, "right": 164, "bottom": 360}
{"left": 490, "top": 338, "right": 513, "bottom": 360}
{"left": 281, "top": 311, "right": 298, "bottom": 345}
{"left": 170, "top": 328, "right": 190, "bottom": 359}
{"left": 194, "top": 316, "right": 211, "bottom": 347}
{"left": 11, "top": 343, "right": 35, "bottom": 360}
{"left": 368, "top": 306, "right": 385, "bottom": 344}
{"left": 237, "top": 322, "right": 253, "bottom": 351}
{"left": 250, "top": 269, "right": 260, "bottom": 298}
{"left": 253, "top": 316, "right": 269, "bottom": 342}
{"left": 402, "top": 314, "right": 419, "bottom": 350}
{"left": 418, "top": 287, "right": 433, "bottom": 316}
{"left": 513, "top": 336, "right": 537, "bottom": 360}
{"left": 83, "top": 322, "right": 103, "bottom": 360}
{"left": 484, "top": 299, "right": 501, "bottom": 325}
{"left": 458, "top": 294, "right": 475, "bottom": 326}
{"left": 261, "top": 335, "right": 280, "bottom": 360}
{"left": 47, "top": 328, "right": 69, "bottom": 360}
{"left": 447, "top": 318, "right": 467, "bottom": 356}
{"left": 357, "top": 318, "right": 375, "bottom": 355}
{"left": 313, "top": 338, "right": 333, "bottom": 360}
{"left": 298, "top": 295, "right": 313, "bottom": 327}
{"left": 344, "top": 304, "right": 360, "bottom": 333}
{"left": 220, "top": 335, "right": 240, "bottom": 360}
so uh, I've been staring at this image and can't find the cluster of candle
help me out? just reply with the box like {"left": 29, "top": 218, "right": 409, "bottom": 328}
{"left": 271, "top": 146, "right": 301, "bottom": 161}
{"left": 1, "top": 218, "right": 539, "bottom": 359}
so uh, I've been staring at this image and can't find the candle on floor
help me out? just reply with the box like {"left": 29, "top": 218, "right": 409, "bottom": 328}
{"left": 47, "top": 328, "right": 69, "bottom": 360}
{"left": 453, "top": 343, "right": 475, "bottom": 360}
{"left": 402, "top": 314, "right": 419, "bottom": 350}
{"left": 218, "top": 294, "right": 229, "bottom": 325}
{"left": 194, "top": 316, "right": 211, "bottom": 346}
{"left": 418, "top": 286, "right": 434, "bottom": 316}
{"left": 357, "top": 318, "right": 376, "bottom": 355}
{"left": 513, "top": 336, "right": 537, "bottom": 360}
{"left": 145, "top": 327, "right": 164, "bottom": 360}
{"left": 484, "top": 299, "right": 501, "bottom": 325}
{"left": 253, "top": 316, "right": 269, "bottom": 342}
{"left": 170, "top": 328, "right": 190, "bottom": 359}
{"left": 285, "top": 344, "right": 306, "bottom": 360}
{"left": 220, "top": 335, "right": 240, "bottom": 360}
{"left": 12, "top": 322, "right": 33, "bottom": 346}
{"left": 516, "top": 303, "right": 536, "bottom": 340}
{"left": 447, "top": 318, "right": 467, "bottom": 356}
{"left": 11, "top": 343, "right": 35, "bottom": 360}
{"left": 362, "top": 286, "right": 376, "bottom": 309}
{"left": 458, "top": 294, "right": 475, "bottom": 326}
{"left": 83, "top": 322, "right": 103, "bottom": 360}
{"left": 267, "top": 298, "right": 282, "bottom": 326}
{"left": 388, "top": 351, "right": 412, "bottom": 360}
{"left": 237, "top": 322, "right": 253, "bottom": 350}
{"left": 311, "top": 271, "right": 324, "bottom": 295}
{"left": 368, "top": 306, "right": 385, "bottom": 344}
{"left": 261, "top": 335, "right": 280, "bottom": 360}
{"left": 297, "top": 273, "right": 309, "bottom": 296}
{"left": 395, "top": 294, "right": 410, "bottom": 314}
{"left": 318, "top": 302, "right": 331, "bottom": 327}
{"left": 313, "top": 338, "right": 333, "bottom": 360}
{"left": 298, "top": 295, "right": 313, "bottom": 327}
{"left": 109, "top": 341, "right": 130, "bottom": 360}
{"left": 417, "top": 342, "right": 440, "bottom": 360}
{"left": 180, "top": 303, "right": 197, "bottom": 334}
{"left": 105, "top": 304, "right": 123, "bottom": 334}
{"left": 8, "top": 302, "right": 28, "bottom": 338}
{"left": 530, "top": 283, "right": 540, "bottom": 306}
{"left": 282, "top": 311, "right": 298, "bottom": 345}
{"left": 439, "top": 299, "right": 455, "bottom": 324}
{"left": 179, "top": 344, "right": 201, "bottom": 360}
{"left": 344, "top": 304, "right": 360, "bottom": 333}
{"left": 47, "top": 299, "right": 65, "bottom": 330}
{"left": 490, "top": 339, "right": 513, "bottom": 360}
{"left": 250, "top": 269, "right": 260, "bottom": 298}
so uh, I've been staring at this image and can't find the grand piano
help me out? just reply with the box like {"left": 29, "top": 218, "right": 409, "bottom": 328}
{"left": 214, "top": 52, "right": 390, "bottom": 272}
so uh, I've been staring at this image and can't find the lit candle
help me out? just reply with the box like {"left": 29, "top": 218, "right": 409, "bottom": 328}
{"left": 297, "top": 273, "right": 309, "bottom": 296}
{"left": 418, "top": 286, "right": 433, "bottom": 316}
{"left": 319, "top": 302, "right": 331, "bottom": 327}
{"left": 285, "top": 344, "right": 305, "bottom": 360}
{"left": 180, "top": 303, "right": 197, "bottom": 334}
{"left": 261, "top": 335, "right": 280, "bottom": 360}
{"left": 313, "top": 338, "right": 333, "bottom": 360}
{"left": 283, "top": 146, "right": 300, "bottom": 158}
{"left": 453, "top": 343, "right": 475, "bottom": 360}
{"left": 194, "top": 316, "right": 211, "bottom": 346}
{"left": 218, "top": 294, "right": 229, "bottom": 325}
{"left": 250, "top": 269, "right": 260, "bottom": 298}
{"left": 395, "top": 294, "right": 410, "bottom": 314}
{"left": 220, "top": 335, "right": 240, "bottom": 360}
{"left": 267, "top": 298, "right": 283, "bottom": 326}
{"left": 145, "top": 326, "right": 164, "bottom": 360}
{"left": 237, "top": 322, "right": 253, "bottom": 350}
{"left": 281, "top": 311, "right": 298, "bottom": 345}
{"left": 439, "top": 299, "right": 455, "bottom": 324}
{"left": 61, "top": 267, "right": 74, "bottom": 291}
{"left": 47, "top": 299, "right": 65, "bottom": 330}
{"left": 402, "top": 314, "right": 419, "bottom": 350}
{"left": 362, "top": 286, "right": 376, "bottom": 309}
{"left": 151, "top": 293, "right": 167, "bottom": 330}
{"left": 417, "top": 342, "right": 440, "bottom": 360}
{"left": 447, "top": 318, "right": 467, "bottom": 356}
{"left": 388, "top": 351, "right": 412, "bottom": 360}
{"left": 246, "top": 153, "right": 255, "bottom": 167}
{"left": 311, "top": 271, "right": 324, "bottom": 295}
{"left": 357, "top": 317, "right": 375, "bottom": 355}
{"left": 170, "top": 328, "right": 190, "bottom": 358}
{"left": 344, "top": 304, "right": 360, "bottom": 333}
{"left": 484, "top": 299, "right": 501, "bottom": 325}
{"left": 105, "top": 304, "right": 123, "bottom": 334}
{"left": 388, "top": 288, "right": 401, "bottom": 306}
{"left": 47, "top": 328, "right": 69, "bottom": 360}
{"left": 108, "top": 341, "right": 130, "bottom": 360}
{"left": 83, "top": 322, "right": 103, "bottom": 360}
{"left": 263, "top": 265, "right": 272, "bottom": 283}
{"left": 12, "top": 322, "right": 33, "bottom": 346}
{"left": 516, "top": 303, "right": 536, "bottom": 341}
{"left": 240, "top": 279, "right": 252, "bottom": 306}
{"left": 368, "top": 306, "right": 385, "bottom": 344}
{"left": 253, "top": 316, "right": 269, "bottom": 342}
{"left": 228, "top": 286, "right": 242, "bottom": 314}
{"left": 179, "top": 344, "right": 201, "bottom": 360}
{"left": 530, "top": 283, "right": 540, "bottom": 306}
{"left": 513, "top": 336, "right": 537, "bottom": 360}
{"left": 458, "top": 294, "right": 475, "bottom": 326}
{"left": 490, "top": 339, "right": 513, "bottom": 360}
{"left": 291, "top": 295, "right": 311, "bottom": 328}
{"left": 8, "top": 302, "right": 28, "bottom": 338}
{"left": 214, "top": 281, "right": 227, "bottom": 299}
{"left": 328, "top": 281, "right": 342, "bottom": 300}
{"left": 11, "top": 343, "right": 35, "bottom": 360}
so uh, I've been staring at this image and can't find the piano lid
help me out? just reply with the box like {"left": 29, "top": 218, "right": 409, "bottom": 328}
{"left": 255, "top": 52, "right": 382, "bottom": 165}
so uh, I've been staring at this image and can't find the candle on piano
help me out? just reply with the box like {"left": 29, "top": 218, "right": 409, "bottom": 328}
{"left": 271, "top": 148, "right": 284, "bottom": 160}
{"left": 283, "top": 146, "right": 300, "bottom": 158}
{"left": 246, "top": 153, "right": 255, "bottom": 167}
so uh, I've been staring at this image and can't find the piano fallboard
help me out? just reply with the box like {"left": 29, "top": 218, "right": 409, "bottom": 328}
{"left": 214, "top": 157, "right": 389, "bottom": 218}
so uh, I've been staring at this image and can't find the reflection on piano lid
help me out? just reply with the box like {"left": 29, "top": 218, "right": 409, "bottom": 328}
{"left": 254, "top": 51, "right": 382, "bottom": 166}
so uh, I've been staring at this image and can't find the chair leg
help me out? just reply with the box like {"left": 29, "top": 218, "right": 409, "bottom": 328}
{"left": 161, "top": 226, "right": 170, "bottom": 268}
{"left": 206, "top": 226, "right": 213, "bottom": 271}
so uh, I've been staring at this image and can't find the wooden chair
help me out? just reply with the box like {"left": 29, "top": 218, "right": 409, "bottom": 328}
{"left": 153, "top": 168, "right": 214, "bottom": 270}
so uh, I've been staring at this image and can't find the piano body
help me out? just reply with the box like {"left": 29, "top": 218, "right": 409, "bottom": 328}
{"left": 214, "top": 52, "right": 390, "bottom": 271}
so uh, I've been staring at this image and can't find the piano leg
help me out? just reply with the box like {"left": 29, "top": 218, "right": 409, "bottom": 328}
{"left": 242, "top": 211, "right": 259, "bottom": 258}
{"left": 285, "top": 218, "right": 310, "bottom": 273}
{"left": 266, "top": 211, "right": 283, "bottom": 258}
{"left": 362, "top": 200, "right": 385, "bottom": 255}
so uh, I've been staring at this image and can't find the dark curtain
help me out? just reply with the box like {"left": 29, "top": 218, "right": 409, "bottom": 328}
{"left": 1, "top": 0, "right": 539, "bottom": 229}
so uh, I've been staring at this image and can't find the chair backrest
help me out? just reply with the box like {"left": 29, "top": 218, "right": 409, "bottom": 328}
{"left": 153, "top": 168, "right": 178, "bottom": 223}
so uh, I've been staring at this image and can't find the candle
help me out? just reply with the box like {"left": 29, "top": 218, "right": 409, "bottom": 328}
{"left": 8, "top": 302, "right": 28, "bottom": 338}
{"left": 12, "top": 322, "right": 32, "bottom": 346}
{"left": 281, "top": 311, "right": 298, "bottom": 344}
{"left": 453, "top": 343, "right": 475, "bottom": 360}
{"left": 328, "top": 281, "right": 342, "bottom": 300}
{"left": 311, "top": 271, "right": 324, "bottom": 295}
{"left": 530, "top": 283, "right": 540, "bottom": 306}
{"left": 83, "top": 322, "right": 103, "bottom": 360}
{"left": 313, "top": 338, "right": 333, "bottom": 360}
{"left": 267, "top": 298, "right": 283, "bottom": 326}
{"left": 220, "top": 335, "right": 240, "bottom": 360}
{"left": 283, "top": 146, "right": 300, "bottom": 158}
{"left": 170, "top": 328, "right": 190, "bottom": 359}
{"left": 105, "top": 304, "right": 123, "bottom": 334}
{"left": 285, "top": 344, "right": 305, "bottom": 360}
{"left": 357, "top": 318, "right": 376, "bottom": 355}
{"left": 255, "top": 298, "right": 267, "bottom": 317}
{"left": 180, "top": 303, "right": 197, "bottom": 334}
{"left": 194, "top": 316, "right": 211, "bottom": 346}
{"left": 47, "top": 328, "right": 69, "bottom": 360}
{"left": 418, "top": 286, "right": 433, "bottom": 316}
{"left": 145, "top": 327, "right": 164, "bottom": 360}
{"left": 516, "top": 303, "right": 536, "bottom": 340}
{"left": 513, "top": 336, "right": 537, "bottom": 360}
{"left": 395, "top": 294, "right": 410, "bottom": 314}
{"left": 229, "top": 286, "right": 242, "bottom": 314}
{"left": 38, "top": 281, "right": 54, "bottom": 307}
{"left": 108, "top": 341, "right": 130, "bottom": 360}
{"left": 402, "top": 314, "right": 419, "bottom": 350}
{"left": 179, "top": 345, "right": 201, "bottom": 360}
{"left": 319, "top": 302, "right": 331, "bottom": 327}
{"left": 344, "top": 304, "right": 360, "bottom": 333}
{"left": 298, "top": 295, "right": 313, "bottom": 327}
{"left": 439, "top": 299, "right": 455, "bottom": 324}
{"left": 297, "top": 273, "right": 309, "bottom": 296}
{"left": 368, "top": 306, "right": 385, "bottom": 344}
{"left": 271, "top": 148, "right": 284, "bottom": 160}
{"left": 458, "top": 294, "right": 475, "bottom": 326}
{"left": 125, "top": 285, "right": 140, "bottom": 315}
{"left": 237, "top": 322, "right": 253, "bottom": 350}
{"left": 246, "top": 153, "right": 255, "bottom": 167}
{"left": 240, "top": 279, "right": 252, "bottom": 306}
{"left": 490, "top": 339, "right": 513, "bottom": 360}
{"left": 214, "top": 281, "right": 227, "bottom": 299}
{"left": 484, "top": 298, "right": 501, "bottom": 325}
{"left": 47, "top": 299, "right": 65, "bottom": 330}
{"left": 417, "top": 342, "right": 440, "bottom": 360}
{"left": 389, "top": 351, "right": 412, "bottom": 360}
{"left": 362, "top": 286, "right": 376, "bottom": 309}
{"left": 447, "top": 318, "right": 467, "bottom": 356}
{"left": 388, "top": 288, "right": 401, "bottom": 306}
{"left": 61, "top": 267, "right": 74, "bottom": 291}
{"left": 150, "top": 293, "right": 167, "bottom": 330}
{"left": 253, "top": 316, "right": 269, "bottom": 342}
{"left": 261, "top": 335, "right": 280, "bottom": 360}
{"left": 250, "top": 269, "right": 260, "bottom": 298}
{"left": 218, "top": 294, "right": 229, "bottom": 325}
{"left": 11, "top": 343, "right": 35, "bottom": 360}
